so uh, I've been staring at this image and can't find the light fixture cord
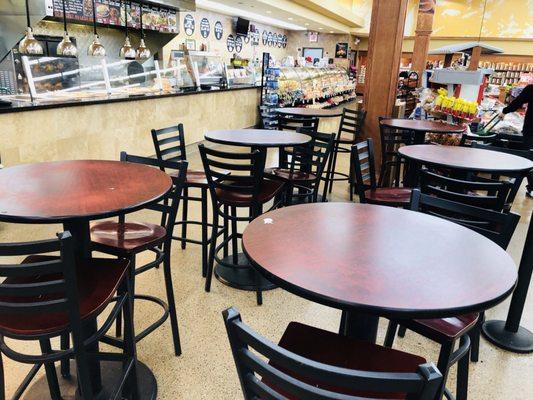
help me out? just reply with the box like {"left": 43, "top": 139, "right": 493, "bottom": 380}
{"left": 61, "top": 0, "right": 68, "bottom": 32}
{"left": 123, "top": 1, "right": 129, "bottom": 38}
{"left": 478, "top": 0, "right": 488, "bottom": 42}
{"left": 25, "top": 0, "right": 31, "bottom": 28}
{"left": 140, "top": 4, "right": 144, "bottom": 39}
{"left": 92, "top": 0, "right": 97, "bottom": 35}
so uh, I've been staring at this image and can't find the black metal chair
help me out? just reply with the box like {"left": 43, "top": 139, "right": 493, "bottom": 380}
{"left": 278, "top": 115, "right": 319, "bottom": 133}
{"left": 0, "top": 232, "right": 137, "bottom": 400}
{"left": 199, "top": 145, "right": 285, "bottom": 305}
{"left": 152, "top": 124, "right": 212, "bottom": 279}
{"left": 327, "top": 108, "right": 366, "bottom": 195}
{"left": 378, "top": 116, "right": 415, "bottom": 187}
{"left": 223, "top": 307, "right": 443, "bottom": 400}
{"left": 350, "top": 138, "right": 412, "bottom": 206}
{"left": 266, "top": 130, "right": 336, "bottom": 205}
{"left": 90, "top": 153, "right": 188, "bottom": 357}
{"left": 385, "top": 190, "right": 520, "bottom": 400}
{"left": 419, "top": 169, "right": 512, "bottom": 212}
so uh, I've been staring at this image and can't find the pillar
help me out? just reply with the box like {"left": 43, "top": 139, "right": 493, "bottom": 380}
{"left": 363, "top": 0, "right": 409, "bottom": 154}
{"left": 411, "top": 0, "right": 436, "bottom": 77}
{"left": 468, "top": 46, "right": 482, "bottom": 71}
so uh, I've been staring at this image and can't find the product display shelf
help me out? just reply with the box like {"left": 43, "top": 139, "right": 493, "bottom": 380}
{"left": 260, "top": 53, "right": 280, "bottom": 130}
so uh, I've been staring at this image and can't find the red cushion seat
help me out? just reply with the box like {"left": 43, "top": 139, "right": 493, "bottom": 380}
{"left": 364, "top": 188, "right": 412, "bottom": 206}
{"left": 0, "top": 255, "right": 129, "bottom": 337}
{"left": 215, "top": 179, "right": 285, "bottom": 207}
{"left": 406, "top": 314, "right": 479, "bottom": 342}
{"left": 265, "top": 167, "right": 317, "bottom": 182}
{"left": 271, "top": 321, "right": 427, "bottom": 399}
{"left": 90, "top": 221, "right": 166, "bottom": 255}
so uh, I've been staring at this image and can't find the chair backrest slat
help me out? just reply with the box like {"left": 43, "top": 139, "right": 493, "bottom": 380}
{"left": 278, "top": 116, "right": 319, "bottom": 133}
{"left": 410, "top": 189, "right": 520, "bottom": 249}
{"left": 351, "top": 139, "right": 377, "bottom": 203}
{"left": 337, "top": 108, "right": 366, "bottom": 144}
{"left": 223, "top": 308, "right": 442, "bottom": 400}
{"left": 152, "top": 124, "right": 187, "bottom": 163}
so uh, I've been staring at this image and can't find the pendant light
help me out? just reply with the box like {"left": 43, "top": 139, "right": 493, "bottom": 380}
{"left": 88, "top": 0, "right": 106, "bottom": 57}
{"left": 119, "top": 1, "right": 136, "bottom": 59}
{"left": 57, "top": 0, "right": 78, "bottom": 57}
{"left": 19, "top": 0, "right": 44, "bottom": 55}
{"left": 136, "top": 5, "right": 151, "bottom": 60}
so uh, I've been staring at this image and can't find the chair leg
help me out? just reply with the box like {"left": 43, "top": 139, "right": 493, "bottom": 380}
{"left": 255, "top": 270, "right": 263, "bottom": 306}
{"left": 322, "top": 146, "right": 334, "bottom": 201}
{"left": 231, "top": 206, "right": 239, "bottom": 264}
{"left": 121, "top": 277, "right": 139, "bottom": 400}
{"left": 456, "top": 335, "right": 470, "bottom": 400}
{"left": 470, "top": 314, "right": 483, "bottom": 362}
{"left": 201, "top": 188, "right": 208, "bottom": 278}
{"left": 205, "top": 211, "right": 219, "bottom": 292}
{"left": 223, "top": 205, "right": 229, "bottom": 258}
{"left": 436, "top": 340, "right": 456, "bottom": 400}
{"left": 181, "top": 188, "right": 189, "bottom": 250}
{"left": 398, "top": 325, "right": 407, "bottom": 337}
{"left": 163, "top": 253, "right": 182, "bottom": 356}
{"left": 384, "top": 321, "right": 398, "bottom": 348}
{"left": 60, "top": 333, "right": 71, "bottom": 378}
{"left": 39, "top": 339, "right": 61, "bottom": 400}
{"left": 328, "top": 142, "right": 340, "bottom": 194}
{"left": 0, "top": 352, "right": 5, "bottom": 400}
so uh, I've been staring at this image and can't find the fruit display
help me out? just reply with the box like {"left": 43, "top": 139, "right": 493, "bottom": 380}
{"left": 276, "top": 66, "right": 355, "bottom": 107}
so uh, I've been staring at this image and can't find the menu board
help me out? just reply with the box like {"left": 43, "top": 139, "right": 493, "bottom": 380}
{"left": 52, "top": 0, "right": 178, "bottom": 33}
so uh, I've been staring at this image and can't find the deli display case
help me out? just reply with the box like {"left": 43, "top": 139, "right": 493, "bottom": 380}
{"left": 185, "top": 51, "right": 227, "bottom": 89}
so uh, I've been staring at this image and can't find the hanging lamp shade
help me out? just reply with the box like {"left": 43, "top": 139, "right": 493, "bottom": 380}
{"left": 136, "top": 6, "right": 151, "bottom": 60}
{"left": 120, "top": 1, "right": 136, "bottom": 59}
{"left": 57, "top": 0, "right": 78, "bottom": 57}
{"left": 19, "top": 0, "right": 43, "bottom": 55}
{"left": 88, "top": 0, "right": 106, "bottom": 56}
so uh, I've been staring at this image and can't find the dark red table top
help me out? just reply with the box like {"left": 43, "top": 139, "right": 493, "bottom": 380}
{"left": 399, "top": 144, "right": 533, "bottom": 173}
{"left": 276, "top": 107, "right": 344, "bottom": 118}
{"left": 380, "top": 119, "right": 466, "bottom": 133}
{"left": 205, "top": 129, "right": 311, "bottom": 147}
{"left": 243, "top": 202, "right": 517, "bottom": 318}
{"left": 0, "top": 160, "right": 172, "bottom": 223}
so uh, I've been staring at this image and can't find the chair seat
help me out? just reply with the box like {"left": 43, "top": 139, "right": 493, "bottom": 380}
{"left": 215, "top": 179, "right": 285, "bottom": 207}
{"left": 365, "top": 187, "right": 412, "bottom": 206}
{"left": 406, "top": 314, "right": 479, "bottom": 342}
{"left": 270, "top": 322, "right": 427, "bottom": 399}
{"left": 0, "top": 255, "right": 128, "bottom": 337}
{"left": 91, "top": 221, "right": 166, "bottom": 255}
{"left": 171, "top": 169, "right": 207, "bottom": 187}
{"left": 265, "top": 167, "right": 317, "bottom": 182}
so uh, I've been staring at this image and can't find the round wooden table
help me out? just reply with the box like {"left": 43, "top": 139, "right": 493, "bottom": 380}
{"left": 205, "top": 129, "right": 311, "bottom": 148}
{"left": 204, "top": 129, "right": 311, "bottom": 292}
{"left": 0, "top": 160, "right": 172, "bottom": 400}
{"left": 380, "top": 119, "right": 466, "bottom": 144}
{"left": 275, "top": 107, "right": 344, "bottom": 118}
{"left": 399, "top": 144, "right": 533, "bottom": 173}
{"left": 242, "top": 202, "right": 517, "bottom": 342}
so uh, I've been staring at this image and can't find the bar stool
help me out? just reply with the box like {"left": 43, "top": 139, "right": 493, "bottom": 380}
{"left": 90, "top": 154, "right": 188, "bottom": 356}
{"left": 199, "top": 145, "right": 285, "bottom": 305}
{"left": 327, "top": 108, "right": 366, "bottom": 195}
{"left": 0, "top": 232, "right": 137, "bottom": 400}
{"left": 378, "top": 116, "right": 415, "bottom": 187}
{"left": 152, "top": 124, "right": 211, "bottom": 278}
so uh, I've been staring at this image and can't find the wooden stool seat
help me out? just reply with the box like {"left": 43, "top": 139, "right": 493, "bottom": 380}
{"left": 0, "top": 255, "right": 129, "bottom": 337}
{"left": 91, "top": 221, "right": 166, "bottom": 255}
{"left": 409, "top": 314, "right": 480, "bottom": 342}
{"left": 179, "top": 169, "right": 209, "bottom": 187}
{"left": 215, "top": 179, "right": 284, "bottom": 207}
{"left": 273, "top": 321, "right": 427, "bottom": 399}
{"left": 364, "top": 187, "right": 412, "bottom": 206}
{"left": 265, "top": 167, "right": 317, "bottom": 182}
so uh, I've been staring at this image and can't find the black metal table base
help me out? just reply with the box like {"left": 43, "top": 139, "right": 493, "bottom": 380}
{"left": 215, "top": 253, "right": 276, "bottom": 291}
{"left": 339, "top": 310, "right": 379, "bottom": 343}
{"left": 25, "top": 360, "right": 157, "bottom": 400}
{"left": 482, "top": 320, "right": 533, "bottom": 353}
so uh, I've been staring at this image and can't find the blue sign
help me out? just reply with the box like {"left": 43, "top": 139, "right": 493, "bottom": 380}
{"left": 184, "top": 14, "right": 195, "bottom": 36}
{"left": 214, "top": 21, "right": 223, "bottom": 40}
{"left": 200, "top": 18, "right": 210, "bottom": 38}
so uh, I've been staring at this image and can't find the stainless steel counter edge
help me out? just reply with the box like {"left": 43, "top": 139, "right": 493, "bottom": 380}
{"left": 0, "top": 85, "right": 261, "bottom": 115}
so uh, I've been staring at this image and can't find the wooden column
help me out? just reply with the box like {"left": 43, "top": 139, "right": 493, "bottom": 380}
{"left": 411, "top": 0, "right": 436, "bottom": 77}
{"left": 468, "top": 46, "right": 482, "bottom": 71}
{"left": 363, "top": 0, "right": 409, "bottom": 154}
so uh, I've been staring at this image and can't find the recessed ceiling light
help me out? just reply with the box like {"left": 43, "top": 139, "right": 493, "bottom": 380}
{"left": 318, "top": 27, "right": 323, "bottom": 30}
{"left": 288, "top": 17, "right": 293, "bottom": 20}
{"left": 266, "top": 10, "right": 271, "bottom": 13}
{"left": 305, "top": 23, "right": 309, "bottom": 26}
{"left": 330, "top": 31, "right": 334, "bottom": 33}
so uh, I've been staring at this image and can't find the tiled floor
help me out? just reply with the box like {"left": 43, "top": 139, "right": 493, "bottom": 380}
{"left": 1, "top": 142, "right": 532, "bottom": 399}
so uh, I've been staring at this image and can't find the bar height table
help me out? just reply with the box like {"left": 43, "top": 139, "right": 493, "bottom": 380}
{"left": 0, "top": 160, "right": 172, "bottom": 399}
{"left": 380, "top": 119, "right": 466, "bottom": 144}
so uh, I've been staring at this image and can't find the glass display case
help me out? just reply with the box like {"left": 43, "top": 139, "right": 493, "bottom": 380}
{"left": 276, "top": 66, "right": 355, "bottom": 107}
{"left": 185, "top": 51, "right": 227, "bottom": 88}
{"left": 226, "top": 65, "right": 258, "bottom": 87}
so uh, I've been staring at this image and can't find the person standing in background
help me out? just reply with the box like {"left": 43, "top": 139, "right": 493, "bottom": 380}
{"left": 499, "top": 84, "right": 533, "bottom": 196}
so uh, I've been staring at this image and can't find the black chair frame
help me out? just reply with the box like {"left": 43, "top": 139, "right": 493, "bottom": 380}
{"left": 223, "top": 307, "right": 443, "bottom": 400}
{"left": 0, "top": 232, "right": 137, "bottom": 400}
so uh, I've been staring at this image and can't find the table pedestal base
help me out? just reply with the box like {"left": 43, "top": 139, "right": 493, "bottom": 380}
{"left": 340, "top": 310, "right": 379, "bottom": 343}
{"left": 25, "top": 360, "right": 157, "bottom": 400}
{"left": 482, "top": 320, "right": 533, "bottom": 353}
{"left": 215, "top": 253, "right": 276, "bottom": 291}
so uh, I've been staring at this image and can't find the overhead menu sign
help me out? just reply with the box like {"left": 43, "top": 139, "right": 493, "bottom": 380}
{"left": 51, "top": 0, "right": 179, "bottom": 33}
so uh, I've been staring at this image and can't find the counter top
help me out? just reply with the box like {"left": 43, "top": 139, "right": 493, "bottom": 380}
{"left": 0, "top": 85, "right": 260, "bottom": 115}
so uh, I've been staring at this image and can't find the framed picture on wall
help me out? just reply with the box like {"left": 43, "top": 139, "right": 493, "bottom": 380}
{"left": 303, "top": 47, "right": 324, "bottom": 63}
{"left": 308, "top": 31, "right": 319, "bottom": 43}
{"left": 335, "top": 43, "right": 348, "bottom": 59}
{"left": 185, "top": 39, "right": 196, "bottom": 51}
